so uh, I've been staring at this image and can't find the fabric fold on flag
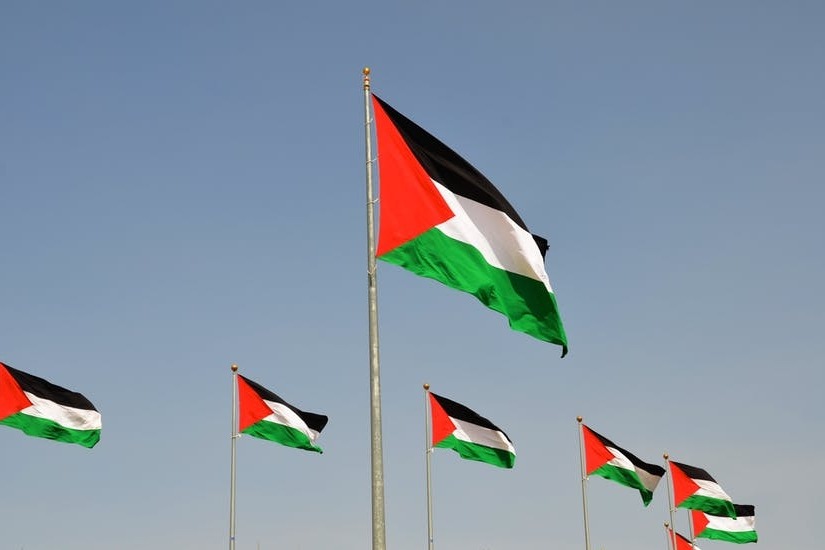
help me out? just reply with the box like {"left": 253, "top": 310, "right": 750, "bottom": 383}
{"left": 428, "top": 391, "right": 515, "bottom": 468}
{"left": 372, "top": 94, "right": 568, "bottom": 355}
{"left": 581, "top": 424, "right": 665, "bottom": 506}
{"left": 669, "top": 460, "right": 736, "bottom": 518}
{"left": 692, "top": 504, "right": 758, "bottom": 544}
{"left": 0, "top": 361, "right": 101, "bottom": 448}
{"left": 237, "top": 374, "right": 328, "bottom": 453}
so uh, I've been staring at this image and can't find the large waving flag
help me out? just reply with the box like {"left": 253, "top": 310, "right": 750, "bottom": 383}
{"left": 429, "top": 391, "right": 515, "bottom": 468}
{"left": 692, "top": 504, "right": 758, "bottom": 544}
{"left": 0, "top": 361, "right": 101, "bottom": 448}
{"left": 669, "top": 461, "right": 736, "bottom": 518}
{"left": 372, "top": 95, "right": 568, "bottom": 356}
{"left": 237, "top": 375, "right": 328, "bottom": 453}
{"left": 581, "top": 424, "right": 665, "bottom": 506}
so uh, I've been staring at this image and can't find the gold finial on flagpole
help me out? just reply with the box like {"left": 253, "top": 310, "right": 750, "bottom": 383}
{"left": 663, "top": 452, "right": 669, "bottom": 460}
{"left": 577, "top": 416, "right": 583, "bottom": 423}
{"left": 363, "top": 67, "right": 371, "bottom": 89}
{"left": 423, "top": 383, "right": 430, "bottom": 390}
{"left": 231, "top": 363, "right": 238, "bottom": 372}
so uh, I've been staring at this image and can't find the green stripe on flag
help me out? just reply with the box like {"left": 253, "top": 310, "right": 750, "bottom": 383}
{"left": 679, "top": 495, "right": 737, "bottom": 518}
{"left": 380, "top": 227, "right": 566, "bottom": 346}
{"left": 592, "top": 463, "right": 655, "bottom": 505}
{"left": 435, "top": 433, "right": 515, "bottom": 468}
{"left": 242, "top": 420, "right": 322, "bottom": 453}
{"left": 1, "top": 412, "right": 100, "bottom": 448}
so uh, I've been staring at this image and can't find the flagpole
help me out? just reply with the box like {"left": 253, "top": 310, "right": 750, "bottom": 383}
{"left": 664, "top": 523, "right": 673, "bottom": 550}
{"left": 424, "top": 384, "right": 434, "bottom": 550}
{"left": 363, "top": 66, "right": 387, "bottom": 550}
{"left": 687, "top": 502, "right": 696, "bottom": 546}
{"left": 664, "top": 453, "right": 677, "bottom": 550}
{"left": 576, "top": 417, "right": 591, "bottom": 550}
{"left": 229, "top": 364, "right": 239, "bottom": 550}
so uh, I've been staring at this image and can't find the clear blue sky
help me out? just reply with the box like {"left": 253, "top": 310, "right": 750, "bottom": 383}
{"left": 2, "top": 2, "right": 823, "bottom": 549}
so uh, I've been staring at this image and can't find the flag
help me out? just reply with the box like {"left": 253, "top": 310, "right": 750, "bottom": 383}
{"left": 371, "top": 95, "right": 568, "bottom": 356}
{"left": 237, "top": 374, "right": 328, "bottom": 453}
{"left": 667, "top": 527, "right": 701, "bottom": 550}
{"left": 428, "top": 391, "right": 515, "bottom": 468}
{"left": 669, "top": 461, "right": 737, "bottom": 518}
{"left": 0, "top": 361, "right": 101, "bottom": 448}
{"left": 581, "top": 424, "right": 665, "bottom": 506}
{"left": 692, "top": 504, "right": 758, "bottom": 544}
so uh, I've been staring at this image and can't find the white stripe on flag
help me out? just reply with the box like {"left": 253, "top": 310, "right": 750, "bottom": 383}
{"left": 694, "top": 479, "right": 732, "bottom": 501}
{"left": 261, "top": 400, "right": 319, "bottom": 442}
{"left": 450, "top": 417, "right": 514, "bottom": 454}
{"left": 21, "top": 392, "right": 101, "bottom": 431}
{"left": 434, "top": 181, "right": 554, "bottom": 291}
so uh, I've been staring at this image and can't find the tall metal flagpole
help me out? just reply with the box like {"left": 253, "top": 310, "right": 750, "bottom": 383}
{"left": 664, "top": 454, "right": 677, "bottom": 550}
{"left": 576, "top": 417, "right": 592, "bottom": 550}
{"left": 363, "top": 66, "right": 387, "bottom": 550}
{"left": 423, "top": 384, "right": 434, "bottom": 550}
{"left": 229, "top": 364, "right": 239, "bottom": 550}
{"left": 688, "top": 499, "right": 696, "bottom": 546}
{"left": 664, "top": 523, "right": 673, "bottom": 550}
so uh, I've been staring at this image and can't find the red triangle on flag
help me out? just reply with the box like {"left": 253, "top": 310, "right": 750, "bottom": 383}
{"left": 372, "top": 96, "right": 454, "bottom": 256}
{"left": 0, "top": 363, "right": 32, "bottom": 420}
{"left": 428, "top": 393, "right": 457, "bottom": 446}
{"left": 237, "top": 375, "right": 274, "bottom": 432}
{"left": 582, "top": 425, "right": 614, "bottom": 474}
{"left": 691, "top": 509, "right": 709, "bottom": 537}
{"left": 670, "top": 461, "right": 702, "bottom": 506}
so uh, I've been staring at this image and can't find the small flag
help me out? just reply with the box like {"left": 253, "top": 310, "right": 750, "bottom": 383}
{"left": 237, "top": 375, "right": 328, "bottom": 453}
{"left": 428, "top": 391, "right": 515, "bottom": 468}
{"left": 692, "top": 504, "right": 758, "bottom": 544}
{"left": 667, "top": 527, "right": 701, "bottom": 550}
{"left": 669, "top": 461, "right": 737, "bottom": 518}
{"left": 0, "top": 361, "right": 101, "bottom": 448}
{"left": 372, "top": 94, "right": 568, "bottom": 355}
{"left": 581, "top": 424, "right": 665, "bottom": 506}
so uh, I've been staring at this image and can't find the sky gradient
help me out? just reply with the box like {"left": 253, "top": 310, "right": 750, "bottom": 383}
{"left": 2, "top": 2, "right": 823, "bottom": 549}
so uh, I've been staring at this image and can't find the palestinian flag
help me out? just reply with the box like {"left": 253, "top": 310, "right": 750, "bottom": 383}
{"left": 667, "top": 528, "right": 701, "bottom": 550}
{"left": 428, "top": 391, "right": 515, "bottom": 469}
{"left": 693, "top": 504, "right": 758, "bottom": 544}
{"left": 0, "top": 361, "right": 101, "bottom": 448}
{"left": 581, "top": 424, "right": 665, "bottom": 506}
{"left": 237, "top": 374, "right": 328, "bottom": 453}
{"left": 372, "top": 95, "right": 568, "bottom": 356}
{"left": 669, "top": 461, "right": 737, "bottom": 518}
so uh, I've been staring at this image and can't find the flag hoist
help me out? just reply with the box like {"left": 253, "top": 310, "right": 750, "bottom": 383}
{"left": 577, "top": 417, "right": 665, "bottom": 550}
{"left": 363, "top": 65, "right": 568, "bottom": 549}
{"left": 362, "top": 66, "right": 387, "bottom": 550}
{"left": 423, "top": 385, "right": 516, "bottom": 549}
{"left": 663, "top": 455, "right": 744, "bottom": 549}
{"left": 227, "top": 364, "right": 328, "bottom": 550}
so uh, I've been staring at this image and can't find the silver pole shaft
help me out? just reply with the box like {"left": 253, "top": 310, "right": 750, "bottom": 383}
{"left": 576, "top": 418, "right": 591, "bottom": 550}
{"left": 229, "top": 364, "right": 239, "bottom": 550}
{"left": 424, "top": 385, "right": 434, "bottom": 550}
{"left": 363, "top": 67, "right": 387, "bottom": 550}
{"left": 688, "top": 503, "right": 695, "bottom": 545}
{"left": 664, "top": 455, "right": 676, "bottom": 550}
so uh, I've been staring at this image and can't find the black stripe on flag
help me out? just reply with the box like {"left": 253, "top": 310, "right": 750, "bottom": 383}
{"left": 671, "top": 461, "right": 720, "bottom": 483}
{"left": 5, "top": 364, "right": 97, "bottom": 411}
{"left": 372, "top": 95, "right": 536, "bottom": 232}
{"left": 727, "top": 504, "right": 755, "bottom": 518}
